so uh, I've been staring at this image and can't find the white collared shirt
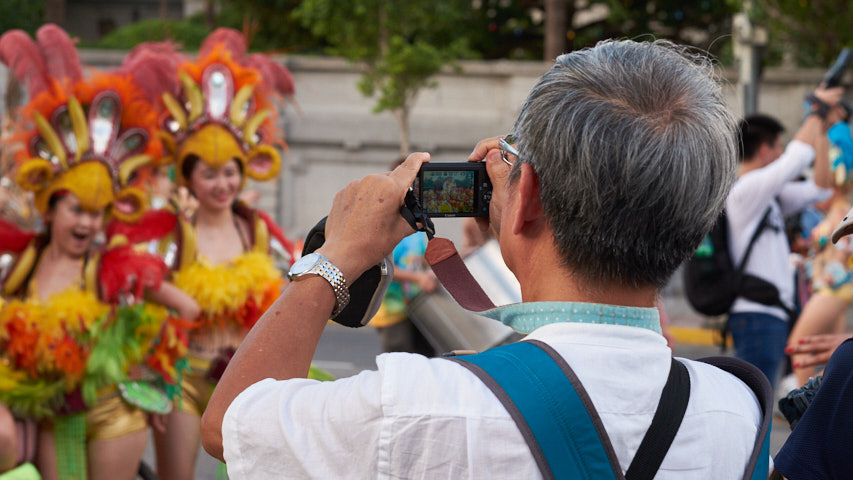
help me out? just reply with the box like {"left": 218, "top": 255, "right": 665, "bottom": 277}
{"left": 222, "top": 322, "right": 761, "bottom": 479}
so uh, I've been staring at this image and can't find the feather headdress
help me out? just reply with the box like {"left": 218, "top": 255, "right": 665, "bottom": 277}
{"left": 0, "top": 25, "right": 180, "bottom": 223}
{"left": 159, "top": 28, "right": 294, "bottom": 188}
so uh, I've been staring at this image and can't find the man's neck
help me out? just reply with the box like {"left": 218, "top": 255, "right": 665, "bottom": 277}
{"left": 512, "top": 240, "right": 657, "bottom": 308}
{"left": 519, "top": 270, "right": 657, "bottom": 307}
{"left": 738, "top": 158, "right": 763, "bottom": 177}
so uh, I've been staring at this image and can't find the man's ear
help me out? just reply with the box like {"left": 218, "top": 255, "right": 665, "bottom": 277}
{"left": 511, "top": 162, "right": 542, "bottom": 236}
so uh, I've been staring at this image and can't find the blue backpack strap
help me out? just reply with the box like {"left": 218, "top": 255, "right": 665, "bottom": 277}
{"left": 698, "top": 356, "right": 772, "bottom": 480}
{"left": 447, "top": 339, "right": 623, "bottom": 480}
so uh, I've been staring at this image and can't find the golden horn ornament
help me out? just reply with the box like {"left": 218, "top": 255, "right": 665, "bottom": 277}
{"left": 179, "top": 71, "right": 204, "bottom": 122}
{"left": 243, "top": 110, "right": 271, "bottom": 147}
{"left": 118, "top": 154, "right": 152, "bottom": 186}
{"left": 68, "top": 96, "right": 89, "bottom": 161}
{"left": 33, "top": 112, "right": 68, "bottom": 169}
{"left": 230, "top": 85, "right": 255, "bottom": 127}
{"left": 162, "top": 93, "right": 188, "bottom": 130}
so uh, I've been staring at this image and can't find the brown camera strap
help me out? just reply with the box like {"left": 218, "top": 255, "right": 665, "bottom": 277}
{"left": 425, "top": 237, "right": 497, "bottom": 312}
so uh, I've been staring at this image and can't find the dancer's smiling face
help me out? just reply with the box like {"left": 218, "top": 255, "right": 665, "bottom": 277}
{"left": 187, "top": 157, "right": 243, "bottom": 212}
{"left": 46, "top": 193, "right": 104, "bottom": 258}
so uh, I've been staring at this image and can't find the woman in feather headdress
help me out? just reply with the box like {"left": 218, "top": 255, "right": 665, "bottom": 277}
{"left": 148, "top": 28, "right": 313, "bottom": 479}
{"left": 0, "top": 25, "right": 199, "bottom": 480}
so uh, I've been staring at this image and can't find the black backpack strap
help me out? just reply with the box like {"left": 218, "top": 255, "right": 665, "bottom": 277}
{"left": 624, "top": 359, "right": 691, "bottom": 480}
{"left": 736, "top": 206, "right": 773, "bottom": 272}
{"left": 735, "top": 205, "right": 798, "bottom": 321}
{"left": 698, "top": 356, "right": 772, "bottom": 480}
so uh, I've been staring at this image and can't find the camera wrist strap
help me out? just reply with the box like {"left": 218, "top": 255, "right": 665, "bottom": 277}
{"left": 401, "top": 190, "right": 497, "bottom": 312}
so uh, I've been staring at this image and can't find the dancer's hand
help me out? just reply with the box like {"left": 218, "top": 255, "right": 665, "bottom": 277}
{"left": 787, "top": 333, "right": 852, "bottom": 368}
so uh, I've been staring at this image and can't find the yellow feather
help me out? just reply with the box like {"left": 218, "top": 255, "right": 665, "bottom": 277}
{"left": 173, "top": 251, "right": 280, "bottom": 318}
{"left": 34, "top": 112, "right": 67, "bottom": 168}
{"left": 162, "top": 93, "right": 188, "bottom": 130}
{"left": 68, "top": 96, "right": 89, "bottom": 160}
{"left": 230, "top": 85, "right": 255, "bottom": 127}
{"left": 179, "top": 71, "right": 204, "bottom": 122}
{"left": 243, "top": 110, "right": 270, "bottom": 147}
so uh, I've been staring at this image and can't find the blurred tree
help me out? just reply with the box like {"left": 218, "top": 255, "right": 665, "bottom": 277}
{"left": 218, "top": 0, "right": 325, "bottom": 53}
{"left": 0, "top": 0, "right": 44, "bottom": 35}
{"left": 469, "top": 1, "right": 735, "bottom": 61}
{"left": 544, "top": 0, "right": 567, "bottom": 61}
{"left": 748, "top": 0, "right": 853, "bottom": 67}
{"left": 43, "top": 0, "right": 65, "bottom": 26}
{"left": 96, "top": 16, "right": 212, "bottom": 50}
{"left": 294, "top": 0, "right": 474, "bottom": 154}
{"left": 593, "top": 1, "right": 734, "bottom": 57}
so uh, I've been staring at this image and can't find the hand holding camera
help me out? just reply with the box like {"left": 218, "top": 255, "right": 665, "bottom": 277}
{"left": 317, "top": 152, "right": 429, "bottom": 283}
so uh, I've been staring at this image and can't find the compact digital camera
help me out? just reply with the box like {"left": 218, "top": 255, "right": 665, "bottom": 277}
{"left": 414, "top": 162, "right": 492, "bottom": 218}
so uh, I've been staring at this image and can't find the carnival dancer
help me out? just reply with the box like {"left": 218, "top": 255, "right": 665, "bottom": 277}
{"left": 0, "top": 25, "right": 199, "bottom": 480}
{"left": 149, "top": 28, "right": 302, "bottom": 480}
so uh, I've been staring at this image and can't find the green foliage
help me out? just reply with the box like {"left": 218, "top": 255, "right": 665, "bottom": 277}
{"left": 597, "top": 1, "right": 735, "bottom": 58}
{"left": 746, "top": 0, "right": 853, "bottom": 67}
{"left": 295, "top": 0, "right": 474, "bottom": 149}
{"left": 296, "top": 0, "right": 473, "bottom": 113}
{"left": 0, "top": 0, "right": 44, "bottom": 36}
{"left": 95, "top": 16, "right": 212, "bottom": 50}
{"left": 219, "top": 0, "right": 326, "bottom": 53}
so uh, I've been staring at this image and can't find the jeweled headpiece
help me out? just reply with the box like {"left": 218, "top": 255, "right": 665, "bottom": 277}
{"left": 158, "top": 28, "right": 295, "bottom": 188}
{"left": 0, "top": 25, "right": 178, "bottom": 223}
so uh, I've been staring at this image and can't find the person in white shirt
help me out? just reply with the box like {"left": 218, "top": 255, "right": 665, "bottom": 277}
{"left": 727, "top": 102, "right": 845, "bottom": 388}
{"left": 201, "top": 40, "right": 766, "bottom": 479}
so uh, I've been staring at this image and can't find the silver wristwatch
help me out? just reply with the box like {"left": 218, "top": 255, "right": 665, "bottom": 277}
{"left": 288, "top": 252, "right": 350, "bottom": 318}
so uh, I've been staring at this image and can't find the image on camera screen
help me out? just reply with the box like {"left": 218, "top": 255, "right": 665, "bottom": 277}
{"left": 422, "top": 170, "right": 475, "bottom": 214}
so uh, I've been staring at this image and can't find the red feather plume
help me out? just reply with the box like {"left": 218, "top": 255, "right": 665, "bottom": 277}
{"left": 35, "top": 24, "right": 82, "bottom": 85}
{"left": 246, "top": 53, "right": 295, "bottom": 97}
{"left": 117, "top": 45, "right": 184, "bottom": 102}
{"left": 0, "top": 30, "right": 50, "bottom": 98}
{"left": 200, "top": 28, "right": 248, "bottom": 62}
{"left": 105, "top": 209, "right": 178, "bottom": 245}
{"left": 0, "top": 218, "right": 36, "bottom": 253}
{"left": 98, "top": 245, "right": 168, "bottom": 304}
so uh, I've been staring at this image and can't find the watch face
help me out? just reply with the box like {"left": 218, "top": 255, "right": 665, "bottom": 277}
{"left": 289, "top": 253, "right": 320, "bottom": 279}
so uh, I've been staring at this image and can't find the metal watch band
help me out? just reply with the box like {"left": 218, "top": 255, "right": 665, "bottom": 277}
{"left": 308, "top": 254, "right": 350, "bottom": 318}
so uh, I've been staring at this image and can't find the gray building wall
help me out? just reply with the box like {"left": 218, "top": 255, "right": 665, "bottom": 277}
{"left": 2, "top": 50, "right": 849, "bottom": 245}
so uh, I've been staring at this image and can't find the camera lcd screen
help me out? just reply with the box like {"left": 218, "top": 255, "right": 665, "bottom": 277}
{"left": 414, "top": 162, "right": 491, "bottom": 218}
{"left": 421, "top": 170, "right": 476, "bottom": 215}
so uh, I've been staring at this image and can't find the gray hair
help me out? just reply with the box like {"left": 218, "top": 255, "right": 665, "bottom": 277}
{"left": 511, "top": 39, "right": 736, "bottom": 289}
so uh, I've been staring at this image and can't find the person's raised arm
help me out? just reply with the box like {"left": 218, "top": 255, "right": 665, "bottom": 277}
{"left": 806, "top": 87, "right": 847, "bottom": 190}
{"left": 200, "top": 153, "right": 428, "bottom": 461}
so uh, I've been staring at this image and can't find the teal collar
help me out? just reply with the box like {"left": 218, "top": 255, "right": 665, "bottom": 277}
{"left": 481, "top": 301, "right": 661, "bottom": 335}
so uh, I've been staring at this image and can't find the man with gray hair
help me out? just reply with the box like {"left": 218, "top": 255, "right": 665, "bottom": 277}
{"left": 201, "top": 40, "right": 763, "bottom": 479}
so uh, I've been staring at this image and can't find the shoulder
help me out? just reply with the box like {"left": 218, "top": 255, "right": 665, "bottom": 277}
{"left": 234, "top": 202, "right": 294, "bottom": 267}
{"left": 824, "top": 338, "right": 853, "bottom": 375}
{"left": 678, "top": 358, "right": 762, "bottom": 426}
